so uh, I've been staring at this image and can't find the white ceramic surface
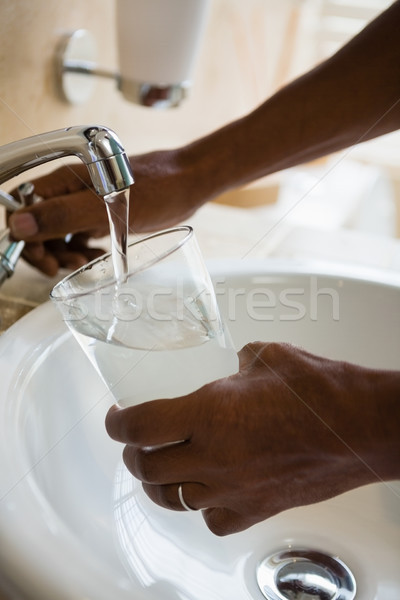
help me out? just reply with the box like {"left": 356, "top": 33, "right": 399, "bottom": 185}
{"left": 0, "top": 260, "right": 399, "bottom": 600}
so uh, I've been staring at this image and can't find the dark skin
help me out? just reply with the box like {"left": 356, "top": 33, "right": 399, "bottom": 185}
{"left": 9, "top": 1, "right": 400, "bottom": 274}
{"left": 8, "top": 149, "right": 200, "bottom": 275}
{"left": 6, "top": 2, "right": 400, "bottom": 535}
{"left": 106, "top": 343, "right": 400, "bottom": 536}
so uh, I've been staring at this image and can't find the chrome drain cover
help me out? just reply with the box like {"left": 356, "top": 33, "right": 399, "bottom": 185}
{"left": 256, "top": 548, "right": 356, "bottom": 600}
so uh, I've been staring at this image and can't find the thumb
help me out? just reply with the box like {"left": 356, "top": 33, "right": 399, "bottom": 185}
{"left": 9, "top": 189, "right": 107, "bottom": 242}
{"left": 202, "top": 507, "right": 256, "bottom": 536}
{"left": 105, "top": 395, "right": 197, "bottom": 447}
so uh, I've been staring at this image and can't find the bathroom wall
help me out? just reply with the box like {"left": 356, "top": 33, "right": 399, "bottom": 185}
{"left": 0, "top": 0, "right": 301, "bottom": 163}
{"left": 0, "top": 0, "right": 399, "bottom": 233}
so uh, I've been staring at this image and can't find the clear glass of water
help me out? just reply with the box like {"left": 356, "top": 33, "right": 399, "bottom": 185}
{"left": 50, "top": 226, "right": 238, "bottom": 408}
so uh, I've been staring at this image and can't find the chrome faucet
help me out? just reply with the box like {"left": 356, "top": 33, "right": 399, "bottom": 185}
{"left": 0, "top": 184, "right": 37, "bottom": 286}
{"left": 0, "top": 125, "right": 134, "bottom": 286}
{"left": 0, "top": 125, "right": 134, "bottom": 195}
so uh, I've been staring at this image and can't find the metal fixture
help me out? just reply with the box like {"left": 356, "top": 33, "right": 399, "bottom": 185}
{"left": 56, "top": 29, "right": 100, "bottom": 106}
{"left": 56, "top": 0, "right": 210, "bottom": 109}
{"left": 56, "top": 30, "right": 189, "bottom": 109}
{"left": 0, "top": 182, "right": 50, "bottom": 285}
{"left": 256, "top": 548, "right": 356, "bottom": 600}
{"left": 0, "top": 125, "right": 134, "bottom": 196}
{"left": 0, "top": 189, "right": 24, "bottom": 286}
{"left": 0, "top": 189, "right": 21, "bottom": 212}
{"left": 0, "top": 229, "right": 24, "bottom": 287}
{"left": 0, "top": 125, "right": 134, "bottom": 285}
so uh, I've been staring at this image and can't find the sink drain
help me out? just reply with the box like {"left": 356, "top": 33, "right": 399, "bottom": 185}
{"left": 256, "top": 548, "right": 356, "bottom": 600}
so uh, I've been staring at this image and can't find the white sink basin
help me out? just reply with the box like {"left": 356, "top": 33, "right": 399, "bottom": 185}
{"left": 0, "top": 260, "right": 399, "bottom": 600}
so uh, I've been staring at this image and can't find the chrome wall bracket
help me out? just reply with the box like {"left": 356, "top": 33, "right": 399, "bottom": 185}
{"left": 55, "top": 29, "right": 188, "bottom": 109}
{"left": 56, "top": 30, "right": 118, "bottom": 106}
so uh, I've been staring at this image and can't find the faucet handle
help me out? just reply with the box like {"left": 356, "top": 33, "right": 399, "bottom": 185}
{"left": 0, "top": 229, "right": 25, "bottom": 285}
{"left": 0, "top": 182, "right": 38, "bottom": 286}
{"left": 0, "top": 189, "right": 21, "bottom": 212}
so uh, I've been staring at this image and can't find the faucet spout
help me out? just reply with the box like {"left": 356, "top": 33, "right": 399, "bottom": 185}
{"left": 0, "top": 125, "right": 134, "bottom": 288}
{"left": 0, "top": 125, "right": 134, "bottom": 196}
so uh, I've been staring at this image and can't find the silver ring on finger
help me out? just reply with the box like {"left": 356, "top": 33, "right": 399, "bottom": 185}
{"left": 178, "top": 484, "right": 198, "bottom": 511}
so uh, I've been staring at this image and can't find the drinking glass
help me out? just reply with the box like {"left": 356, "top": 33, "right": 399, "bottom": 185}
{"left": 51, "top": 226, "right": 238, "bottom": 407}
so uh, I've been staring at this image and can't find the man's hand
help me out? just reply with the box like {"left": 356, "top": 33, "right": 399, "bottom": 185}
{"left": 8, "top": 149, "right": 206, "bottom": 276}
{"left": 105, "top": 342, "right": 398, "bottom": 536}
{"left": 8, "top": 163, "right": 110, "bottom": 275}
